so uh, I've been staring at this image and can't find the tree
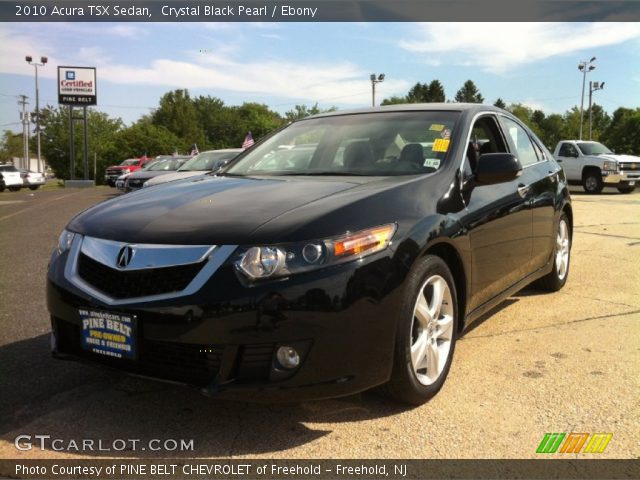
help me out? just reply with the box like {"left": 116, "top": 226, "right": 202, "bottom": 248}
{"left": 381, "top": 95, "right": 408, "bottom": 106}
{"left": 494, "top": 98, "right": 506, "bottom": 109}
{"left": 601, "top": 107, "right": 640, "bottom": 154}
{"left": 152, "top": 89, "right": 205, "bottom": 150}
{"left": 454, "top": 80, "right": 484, "bottom": 103}
{"left": 284, "top": 103, "right": 336, "bottom": 122}
{"left": 115, "top": 120, "right": 181, "bottom": 158}
{"left": 39, "top": 105, "right": 123, "bottom": 181}
{"left": 0, "top": 130, "right": 26, "bottom": 162}
{"left": 426, "top": 80, "right": 446, "bottom": 102}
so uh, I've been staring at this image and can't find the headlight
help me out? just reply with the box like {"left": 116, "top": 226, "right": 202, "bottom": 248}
{"left": 603, "top": 161, "right": 618, "bottom": 172}
{"left": 236, "top": 223, "right": 397, "bottom": 281}
{"left": 122, "top": 168, "right": 131, "bottom": 174}
{"left": 57, "top": 229, "right": 75, "bottom": 253}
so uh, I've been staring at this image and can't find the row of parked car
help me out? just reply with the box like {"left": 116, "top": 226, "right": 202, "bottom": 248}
{"left": 0, "top": 164, "right": 46, "bottom": 192}
{"left": 106, "top": 150, "right": 243, "bottom": 193}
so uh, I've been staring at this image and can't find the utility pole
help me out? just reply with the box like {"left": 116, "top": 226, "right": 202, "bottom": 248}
{"left": 370, "top": 73, "right": 385, "bottom": 107}
{"left": 18, "top": 95, "right": 30, "bottom": 170}
{"left": 26, "top": 56, "right": 48, "bottom": 173}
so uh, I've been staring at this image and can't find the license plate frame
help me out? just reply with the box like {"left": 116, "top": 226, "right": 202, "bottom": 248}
{"left": 80, "top": 309, "right": 137, "bottom": 360}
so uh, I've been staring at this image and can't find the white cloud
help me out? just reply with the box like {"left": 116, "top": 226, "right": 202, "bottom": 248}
{"left": 400, "top": 23, "right": 640, "bottom": 73}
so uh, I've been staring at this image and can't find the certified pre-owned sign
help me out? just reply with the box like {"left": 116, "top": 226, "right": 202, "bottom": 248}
{"left": 57, "top": 66, "right": 97, "bottom": 106}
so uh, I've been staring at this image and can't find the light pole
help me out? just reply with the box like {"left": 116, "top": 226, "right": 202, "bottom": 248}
{"left": 588, "top": 81, "right": 605, "bottom": 140}
{"left": 578, "top": 56, "right": 596, "bottom": 140}
{"left": 26, "top": 55, "right": 48, "bottom": 173}
{"left": 370, "top": 73, "right": 385, "bottom": 107}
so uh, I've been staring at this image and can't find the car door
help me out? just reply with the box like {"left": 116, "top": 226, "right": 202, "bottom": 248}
{"left": 499, "top": 116, "right": 557, "bottom": 271}
{"left": 556, "top": 142, "right": 581, "bottom": 180}
{"left": 458, "top": 115, "right": 533, "bottom": 313}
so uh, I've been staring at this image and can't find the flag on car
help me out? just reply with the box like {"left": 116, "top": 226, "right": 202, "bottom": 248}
{"left": 242, "top": 132, "right": 255, "bottom": 149}
{"left": 190, "top": 144, "right": 199, "bottom": 156}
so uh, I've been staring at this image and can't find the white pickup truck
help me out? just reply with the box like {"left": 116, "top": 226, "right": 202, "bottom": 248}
{"left": 553, "top": 140, "right": 640, "bottom": 194}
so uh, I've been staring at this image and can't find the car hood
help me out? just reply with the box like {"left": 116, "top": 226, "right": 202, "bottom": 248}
{"left": 144, "top": 171, "right": 203, "bottom": 186}
{"left": 597, "top": 154, "right": 640, "bottom": 163}
{"left": 68, "top": 175, "right": 402, "bottom": 244}
{"left": 129, "top": 170, "right": 178, "bottom": 180}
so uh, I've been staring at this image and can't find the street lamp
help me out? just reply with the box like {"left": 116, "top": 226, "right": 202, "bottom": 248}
{"left": 578, "top": 56, "right": 596, "bottom": 140}
{"left": 370, "top": 73, "right": 385, "bottom": 107}
{"left": 26, "top": 55, "right": 48, "bottom": 173}
{"left": 588, "top": 80, "right": 605, "bottom": 140}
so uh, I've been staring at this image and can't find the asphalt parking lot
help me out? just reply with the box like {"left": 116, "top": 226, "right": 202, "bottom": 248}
{"left": 0, "top": 186, "right": 638, "bottom": 460}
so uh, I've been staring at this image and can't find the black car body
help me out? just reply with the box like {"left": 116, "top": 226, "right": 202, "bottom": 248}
{"left": 47, "top": 104, "right": 572, "bottom": 404}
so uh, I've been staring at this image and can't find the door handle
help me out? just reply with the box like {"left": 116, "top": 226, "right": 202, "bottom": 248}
{"left": 556, "top": 159, "right": 562, "bottom": 163}
{"left": 517, "top": 183, "right": 531, "bottom": 198}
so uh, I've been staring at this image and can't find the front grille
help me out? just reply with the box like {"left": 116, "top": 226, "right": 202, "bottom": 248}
{"left": 619, "top": 163, "right": 639, "bottom": 171}
{"left": 53, "top": 318, "right": 274, "bottom": 387}
{"left": 128, "top": 179, "right": 144, "bottom": 188}
{"left": 78, "top": 252, "right": 205, "bottom": 299}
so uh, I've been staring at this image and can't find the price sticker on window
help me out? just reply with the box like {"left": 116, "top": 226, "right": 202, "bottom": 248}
{"left": 432, "top": 139, "right": 450, "bottom": 152}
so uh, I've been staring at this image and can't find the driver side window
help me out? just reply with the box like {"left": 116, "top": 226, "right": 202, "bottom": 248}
{"left": 558, "top": 143, "right": 578, "bottom": 157}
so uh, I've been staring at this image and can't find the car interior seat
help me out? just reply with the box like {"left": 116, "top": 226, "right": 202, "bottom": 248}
{"left": 343, "top": 141, "right": 375, "bottom": 170}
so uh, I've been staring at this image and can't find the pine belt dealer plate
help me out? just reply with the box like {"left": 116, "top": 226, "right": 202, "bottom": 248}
{"left": 80, "top": 309, "right": 137, "bottom": 359}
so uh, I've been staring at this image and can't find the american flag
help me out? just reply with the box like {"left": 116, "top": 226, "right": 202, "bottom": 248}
{"left": 190, "top": 144, "right": 199, "bottom": 156}
{"left": 242, "top": 132, "right": 255, "bottom": 149}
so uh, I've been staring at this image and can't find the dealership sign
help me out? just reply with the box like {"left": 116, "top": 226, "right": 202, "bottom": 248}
{"left": 57, "top": 66, "right": 97, "bottom": 106}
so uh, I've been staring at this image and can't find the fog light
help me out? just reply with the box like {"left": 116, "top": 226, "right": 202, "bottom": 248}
{"left": 276, "top": 346, "right": 300, "bottom": 369}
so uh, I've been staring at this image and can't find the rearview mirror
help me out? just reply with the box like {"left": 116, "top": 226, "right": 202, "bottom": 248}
{"left": 475, "top": 153, "right": 522, "bottom": 185}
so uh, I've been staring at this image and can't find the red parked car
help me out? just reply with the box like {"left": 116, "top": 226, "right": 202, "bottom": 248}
{"left": 104, "top": 157, "right": 153, "bottom": 187}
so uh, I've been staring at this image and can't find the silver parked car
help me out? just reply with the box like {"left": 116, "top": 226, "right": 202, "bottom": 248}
{"left": 143, "top": 149, "right": 243, "bottom": 188}
{"left": 125, "top": 156, "right": 190, "bottom": 192}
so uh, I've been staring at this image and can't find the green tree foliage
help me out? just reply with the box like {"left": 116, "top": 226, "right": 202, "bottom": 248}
{"left": 454, "top": 80, "right": 484, "bottom": 103}
{"left": 601, "top": 107, "right": 640, "bottom": 155}
{"left": 284, "top": 103, "right": 337, "bottom": 122}
{"left": 152, "top": 89, "right": 205, "bottom": 150}
{"left": 494, "top": 98, "right": 507, "bottom": 109}
{"left": 381, "top": 95, "right": 408, "bottom": 106}
{"left": 0, "top": 130, "right": 27, "bottom": 161}
{"left": 115, "top": 119, "right": 181, "bottom": 158}
{"left": 39, "top": 105, "right": 123, "bottom": 181}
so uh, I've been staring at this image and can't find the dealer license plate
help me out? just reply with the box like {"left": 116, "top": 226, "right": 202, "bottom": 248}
{"left": 80, "top": 309, "right": 136, "bottom": 359}
{"left": 629, "top": 181, "right": 635, "bottom": 186}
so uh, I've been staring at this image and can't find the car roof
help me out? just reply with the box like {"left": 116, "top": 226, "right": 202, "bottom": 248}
{"left": 199, "top": 149, "right": 244, "bottom": 153}
{"left": 306, "top": 103, "right": 505, "bottom": 120}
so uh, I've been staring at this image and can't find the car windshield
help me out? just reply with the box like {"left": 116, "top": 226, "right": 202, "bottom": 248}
{"left": 225, "top": 111, "right": 459, "bottom": 177}
{"left": 148, "top": 157, "right": 186, "bottom": 171}
{"left": 577, "top": 142, "right": 613, "bottom": 155}
{"left": 0, "top": 165, "right": 18, "bottom": 172}
{"left": 120, "top": 159, "right": 139, "bottom": 166}
{"left": 178, "top": 151, "right": 240, "bottom": 172}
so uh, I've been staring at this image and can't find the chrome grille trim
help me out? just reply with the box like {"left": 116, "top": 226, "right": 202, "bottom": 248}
{"left": 65, "top": 235, "right": 237, "bottom": 306}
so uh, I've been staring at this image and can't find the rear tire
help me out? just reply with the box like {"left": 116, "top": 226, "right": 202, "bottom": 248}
{"left": 8, "top": 186, "right": 21, "bottom": 192}
{"left": 617, "top": 186, "right": 635, "bottom": 194}
{"left": 28, "top": 185, "right": 40, "bottom": 191}
{"left": 535, "top": 213, "right": 571, "bottom": 292}
{"left": 383, "top": 255, "right": 458, "bottom": 405}
{"left": 582, "top": 170, "right": 603, "bottom": 194}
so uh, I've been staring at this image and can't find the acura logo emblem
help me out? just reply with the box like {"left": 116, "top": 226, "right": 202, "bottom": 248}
{"left": 116, "top": 245, "right": 134, "bottom": 268}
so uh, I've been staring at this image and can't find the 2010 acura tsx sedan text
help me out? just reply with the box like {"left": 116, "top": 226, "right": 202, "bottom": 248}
{"left": 47, "top": 104, "right": 572, "bottom": 404}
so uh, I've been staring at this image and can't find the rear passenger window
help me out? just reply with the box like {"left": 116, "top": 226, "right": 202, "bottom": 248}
{"left": 500, "top": 117, "right": 538, "bottom": 167}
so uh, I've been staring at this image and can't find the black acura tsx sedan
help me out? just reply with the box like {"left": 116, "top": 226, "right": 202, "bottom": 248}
{"left": 47, "top": 104, "right": 572, "bottom": 404}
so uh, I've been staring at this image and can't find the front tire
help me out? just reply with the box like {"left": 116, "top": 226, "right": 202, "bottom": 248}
{"left": 384, "top": 255, "right": 458, "bottom": 405}
{"left": 582, "top": 170, "right": 603, "bottom": 194}
{"left": 8, "top": 186, "right": 21, "bottom": 192}
{"left": 535, "top": 213, "right": 571, "bottom": 292}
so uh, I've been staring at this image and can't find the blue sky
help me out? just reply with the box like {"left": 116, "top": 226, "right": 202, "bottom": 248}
{"left": 1, "top": 22, "right": 639, "bottom": 132}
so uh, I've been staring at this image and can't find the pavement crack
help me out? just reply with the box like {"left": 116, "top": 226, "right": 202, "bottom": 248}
{"left": 573, "top": 230, "right": 640, "bottom": 241}
{"left": 557, "top": 291, "right": 640, "bottom": 309}
{"left": 462, "top": 309, "right": 640, "bottom": 341}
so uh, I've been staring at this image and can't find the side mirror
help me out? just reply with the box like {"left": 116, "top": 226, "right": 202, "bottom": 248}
{"left": 475, "top": 153, "right": 522, "bottom": 186}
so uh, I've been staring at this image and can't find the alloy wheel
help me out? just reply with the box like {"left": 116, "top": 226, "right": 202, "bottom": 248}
{"left": 410, "top": 275, "right": 454, "bottom": 385}
{"left": 556, "top": 219, "right": 570, "bottom": 280}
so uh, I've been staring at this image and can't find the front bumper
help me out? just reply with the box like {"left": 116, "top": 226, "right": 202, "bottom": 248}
{"left": 602, "top": 171, "right": 640, "bottom": 186}
{"left": 47, "top": 243, "right": 404, "bottom": 402}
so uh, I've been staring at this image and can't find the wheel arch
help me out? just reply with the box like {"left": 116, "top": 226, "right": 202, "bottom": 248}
{"left": 422, "top": 241, "right": 468, "bottom": 333}
{"left": 581, "top": 165, "right": 601, "bottom": 179}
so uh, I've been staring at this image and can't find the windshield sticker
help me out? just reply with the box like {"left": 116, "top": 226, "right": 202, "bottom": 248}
{"left": 441, "top": 129, "right": 451, "bottom": 139}
{"left": 432, "top": 139, "right": 450, "bottom": 152}
{"left": 423, "top": 158, "right": 440, "bottom": 169}
{"left": 429, "top": 124, "right": 445, "bottom": 132}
